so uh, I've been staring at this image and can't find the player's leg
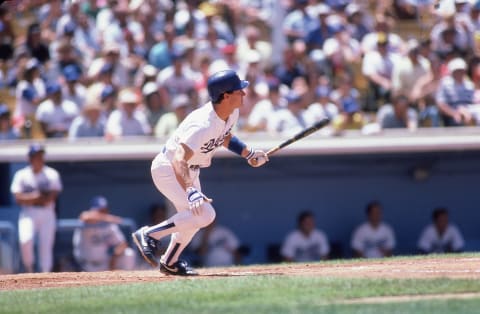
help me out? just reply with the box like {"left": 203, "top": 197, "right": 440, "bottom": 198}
{"left": 18, "top": 210, "right": 35, "bottom": 272}
{"left": 37, "top": 209, "right": 56, "bottom": 272}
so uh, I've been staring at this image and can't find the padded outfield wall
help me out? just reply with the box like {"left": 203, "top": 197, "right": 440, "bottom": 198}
{"left": 1, "top": 129, "right": 480, "bottom": 264}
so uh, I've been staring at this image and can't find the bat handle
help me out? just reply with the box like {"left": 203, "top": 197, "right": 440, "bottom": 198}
{"left": 266, "top": 147, "right": 280, "bottom": 156}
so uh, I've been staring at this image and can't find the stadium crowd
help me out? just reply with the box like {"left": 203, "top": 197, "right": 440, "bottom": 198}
{"left": 1, "top": 0, "right": 480, "bottom": 142}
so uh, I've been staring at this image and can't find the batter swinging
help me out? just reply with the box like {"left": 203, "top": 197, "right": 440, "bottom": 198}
{"left": 132, "top": 70, "right": 269, "bottom": 275}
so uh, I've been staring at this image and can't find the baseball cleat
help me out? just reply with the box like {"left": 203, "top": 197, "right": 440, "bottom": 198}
{"left": 132, "top": 227, "right": 158, "bottom": 268}
{"left": 159, "top": 260, "right": 198, "bottom": 276}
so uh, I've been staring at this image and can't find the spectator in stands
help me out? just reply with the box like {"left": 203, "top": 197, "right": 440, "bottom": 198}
{"left": 36, "top": 82, "right": 79, "bottom": 138}
{"left": 281, "top": 210, "right": 330, "bottom": 262}
{"left": 436, "top": 57, "right": 477, "bottom": 126}
{"left": 88, "top": 42, "right": 130, "bottom": 88}
{"left": 392, "top": 39, "right": 432, "bottom": 100}
{"left": 73, "top": 195, "right": 136, "bottom": 272}
{"left": 0, "top": 5, "right": 15, "bottom": 61}
{"left": 105, "top": 88, "right": 151, "bottom": 139}
{"left": 360, "top": 16, "right": 405, "bottom": 55}
{"left": 14, "top": 58, "right": 46, "bottom": 122}
{"left": 236, "top": 25, "right": 272, "bottom": 68}
{"left": 269, "top": 90, "right": 308, "bottom": 136}
{"left": 345, "top": 3, "right": 372, "bottom": 43}
{"left": 330, "top": 74, "right": 366, "bottom": 132}
{"left": 154, "top": 94, "right": 190, "bottom": 138}
{"left": 351, "top": 201, "right": 396, "bottom": 258}
{"left": 0, "top": 104, "right": 20, "bottom": 141}
{"left": 304, "top": 85, "right": 338, "bottom": 124}
{"left": 23, "top": 23, "right": 50, "bottom": 64}
{"left": 430, "top": 10, "right": 470, "bottom": 60}
{"left": 100, "top": 84, "right": 118, "bottom": 116}
{"left": 377, "top": 94, "right": 418, "bottom": 131}
{"left": 282, "top": 0, "right": 317, "bottom": 43}
{"left": 417, "top": 207, "right": 465, "bottom": 254}
{"left": 275, "top": 46, "right": 308, "bottom": 88}
{"left": 142, "top": 81, "right": 167, "bottom": 129}
{"left": 362, "top": 32, "right": 401, "bottom": 111}
{"left": 190, "top": 220, "right": 244, "bottom": 267}
{"left": 305, "top": 3, "right": 334, "bottom": 52}
{"left": 246, "top": 79, "right": 286, "bottom": 132}
{"left": 61, "top": 64, "right": 86, "bottom": 110}
{"left": 68, "top": 95, "right": 106, "bottom": 139}
{"left": 10, "top": 144, "right": 63, "bottom": 272}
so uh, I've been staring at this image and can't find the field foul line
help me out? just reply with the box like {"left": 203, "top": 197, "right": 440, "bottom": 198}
{"left": 339, "top": 292, "right": 480, "bottom": 305}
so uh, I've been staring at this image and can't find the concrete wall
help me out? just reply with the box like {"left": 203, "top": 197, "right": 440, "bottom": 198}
{"left": 2, "top": 150, "right": 480, "bottom": 265}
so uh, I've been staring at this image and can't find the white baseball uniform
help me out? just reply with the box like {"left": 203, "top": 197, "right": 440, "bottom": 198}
{"left": 281, "top": 229, "right": 330, "bottom": 262}
{"left": 417, "top": 224, "right": 465, "bottom": 253}
{"left": 190, "top": 225, "right": 240, "bottom": 267}
{"left": 73, "top": 222, "right": 135, "bottom": 271}
{"left": 351, "top": 222, "right": 396, "bottom": 258}
{"left": 10, "top": 165, "right": 62, "bottom": 272}
{"left": 145, "top": 102, "right": 238, "bottom": 266}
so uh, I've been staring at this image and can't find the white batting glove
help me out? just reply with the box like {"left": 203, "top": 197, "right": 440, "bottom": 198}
{"left": 186, "top": 187, "right": 212, "bottom": 215}
{"left": 245, "top": 148, "right": 269, "bottom": 167}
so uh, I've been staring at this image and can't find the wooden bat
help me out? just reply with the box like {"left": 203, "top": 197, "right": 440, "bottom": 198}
{"left": 266, "top": 118, "right": 331, "bottom": 156}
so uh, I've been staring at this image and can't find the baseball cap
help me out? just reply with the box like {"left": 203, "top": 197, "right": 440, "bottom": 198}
{"left": 63, "top": 65, "right": 81, "bottom": 82}
{"left": 142, "top": 64, "right": 157, "bottom": 77}
{"left": 222, "top": 44, "right": 236, "bottom": 55}
{"left": 0, "top": 103, "right": 9, "bottom": 117}
{"left": 90, "top": 195, "right": 108, "bottom": 211}
{"left": 25, "top": 58, "right": 39, "bottom": 71}
{"left": 342, "top": 97, "right": 360, "bottom": 113}
{"left": 100, "top": 62, "right": 114, "bottom": 75}
{"left": 118, "top": 89, "right": 139, "bottom": 104}
{"left": 101, "top": 85, "right": 116, "bottom": 101}
{"left": 142, "top": 82, "right": 158, "bottom": 96}
{"left": 377, "top": 32, "right": 389, "bottom": 45}
{"left": 316, "top": 86, "right": 330, "bottom": 98}
{"left": 207, "top": 69, "right": 249, "bottom": 102}
{"left": 46, "top": 82, "right": 62, "bottom": 95}
{"left": 171, "top": 94, "right": 190, "bottom": 109}
{"left": 28, "top": 143, "right": 45, "bottom": 157}
{"left": 286, "top": 90, "right": 302, "bottom": 103}
{"left": 447, "top": 58, "right": 467, "bottom": 73}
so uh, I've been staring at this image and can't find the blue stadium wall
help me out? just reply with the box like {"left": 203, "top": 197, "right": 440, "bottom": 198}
{"left": 2, "top": 150, "right": 480, "bottom": 264}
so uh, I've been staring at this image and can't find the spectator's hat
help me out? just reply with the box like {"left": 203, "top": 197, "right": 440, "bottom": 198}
{"left": 316, "top": 86, "right": 330, "bottom": 98}
{"left": 90, "top": 195, "right": 108, "bottom": 211}
{"left": 315, "top": 3, "right": 331, "bottom": 16}
{"left": 46, "top": 82, "right": 62, "bottom": 95}
{"left": 345, "top": 3, "right": 361, "bottom": 16}
{"left": 0, "top": 103, "right": 10, "bottom": 118}
{"left": 171, "top": 94, "right": 190, "bottom": 110}
{"left": 245, "top": 49, "right": 261, "bottom": 64}
{"left": 170, "top": 46, "right": 186, "bottom": 61}
{"left": 101, "top": 85, "right": 116, "bottom": 101}
{"left": 342, "top": 97, "right": 360, "bottom": 113}
{"left": 142, "top": 82, "right": 158, "bottom": 96}
{"left": 407, "top": 39, "right": 420, "bottom": 54}
{"left": 118, "top": 89, "right": 139, "bottom": 104}
{"left": 142, "top": 64, "right": 157, "bottom": 77}
{"left": 28, "top": 143, "right": 45, "bottom": 157}
{"left": 448, "top": 57, "right": 467, "bottom": 73}
{"left": 331, "top": 24, "right": 346, "bottom": 34}
{"left": 267, "top": 79, "right": 280, "bottom": 92}
{"left": 25, "top": 58, "right": 39, "bottom": 71}
{"left": 103, "top": 42, "right": 120, "bottom": 55}
{"left": 199, "top": 2, "right": 219, "bottom": 17}
{"left": 63, "top": 21, "right": 76, "bottom": 36}
{"left": 377, "top": 32, "right": 389, "bottom": 45}
{"left": 63, "top": 65, "right": 81, "bottom": 82}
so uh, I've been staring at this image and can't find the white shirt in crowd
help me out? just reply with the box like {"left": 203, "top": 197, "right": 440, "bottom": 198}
{"left": 105, "top": 109, "right": 151, "bottom": 137}
{"left": 35, "top": 99, "right": 79, "bottom": 134}
{"left": 417, "top": 224, "right": 465, "bottom": 253}
{"left": 281, "top": 229, "right": 330, "bottom": 262}
{"left": 351, "top": 222, "right": 396, "bottom": 258}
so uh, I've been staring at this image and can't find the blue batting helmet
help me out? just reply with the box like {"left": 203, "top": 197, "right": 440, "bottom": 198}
{"left": 207, "top": 70, "right": 249, "bottom": 103}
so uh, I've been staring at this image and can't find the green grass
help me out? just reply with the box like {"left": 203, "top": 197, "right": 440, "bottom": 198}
{"left": 1, "top": 276, "right": 480, "bottom": 314}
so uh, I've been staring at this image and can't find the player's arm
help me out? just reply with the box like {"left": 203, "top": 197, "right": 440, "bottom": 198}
{"left": 79, "top": 210, "right": 123, "bottom": 224}
{"left": 171, "top": 143, "right": 194, "bottom": 190}
{"left": 13, "top": 191, "right": 44, "bottom": 206}
{"left": 223, "top": 133, "right": 269, "bottom": 167}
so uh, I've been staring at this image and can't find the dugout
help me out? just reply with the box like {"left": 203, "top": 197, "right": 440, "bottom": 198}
{"left": 1, "top": 128, "right": 480, "bottom": 268}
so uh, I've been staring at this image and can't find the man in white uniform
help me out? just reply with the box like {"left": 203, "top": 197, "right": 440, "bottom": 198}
{"left": 132, "top": 70, "right": 269, "bottom": 276}
{"left": 417, "top": 207, "right": 465, "bottom": 254}
{"left": 351, "top": 201, "right": 396, "bottom": 258}
{"left": 281, "top": 211, "right": 330, "bottom": 262}
{"left": 10, "top": 144, "right": 62, "bottom": 272}
{"left": 73, "top": 196, "right": 135, "bottom": 272}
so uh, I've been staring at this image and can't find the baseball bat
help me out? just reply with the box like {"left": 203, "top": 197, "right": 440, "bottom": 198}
{"left": 266, "top": 117, "right": 331, "bottom": 156}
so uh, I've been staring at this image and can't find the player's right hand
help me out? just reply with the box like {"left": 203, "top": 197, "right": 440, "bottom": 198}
{"left": 186, "top": 187, "right": 211, "bottom": 215}
{"left": 246, "top": 149, "right": 269, "bottom": 167}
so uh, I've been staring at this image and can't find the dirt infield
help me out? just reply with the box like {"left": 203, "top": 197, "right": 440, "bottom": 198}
{"left": 1, "top": 255, "right": 480, "bottom": 291}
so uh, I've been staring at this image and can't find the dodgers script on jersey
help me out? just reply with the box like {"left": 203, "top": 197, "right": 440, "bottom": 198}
{"left": 160, "top": 102, "right": 239, "bottom": 168}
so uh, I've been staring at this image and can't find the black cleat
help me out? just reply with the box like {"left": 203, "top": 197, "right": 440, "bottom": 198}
{"left": 132, "top": 227, "right": 158, "bottom": 268}
{"left": 160, "top": 260, "right": 198, "bottom": 276}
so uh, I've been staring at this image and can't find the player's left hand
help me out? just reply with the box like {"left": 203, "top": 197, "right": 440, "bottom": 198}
{"left": 246, "top": 149, "right": 269, "bottom": 167}
{"left": 186, "top": 187, "right": 212, "bottom": 215}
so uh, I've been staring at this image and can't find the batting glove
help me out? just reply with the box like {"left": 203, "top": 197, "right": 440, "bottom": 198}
{"left": 186, "top": 187, "right": 212, "bottom": 215}
{"left": 245, "top": 148, "right": 269, "bottom": 167}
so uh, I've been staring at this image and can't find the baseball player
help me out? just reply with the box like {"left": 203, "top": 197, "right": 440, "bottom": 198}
{"left": 73, "top": 196, "right": 136, "bottom": 272}
{"left": 132, "top": 69, "right": 269, "bottom": 276}
{"left": 10, "top": 144, "right": 62, "bottom": 272}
